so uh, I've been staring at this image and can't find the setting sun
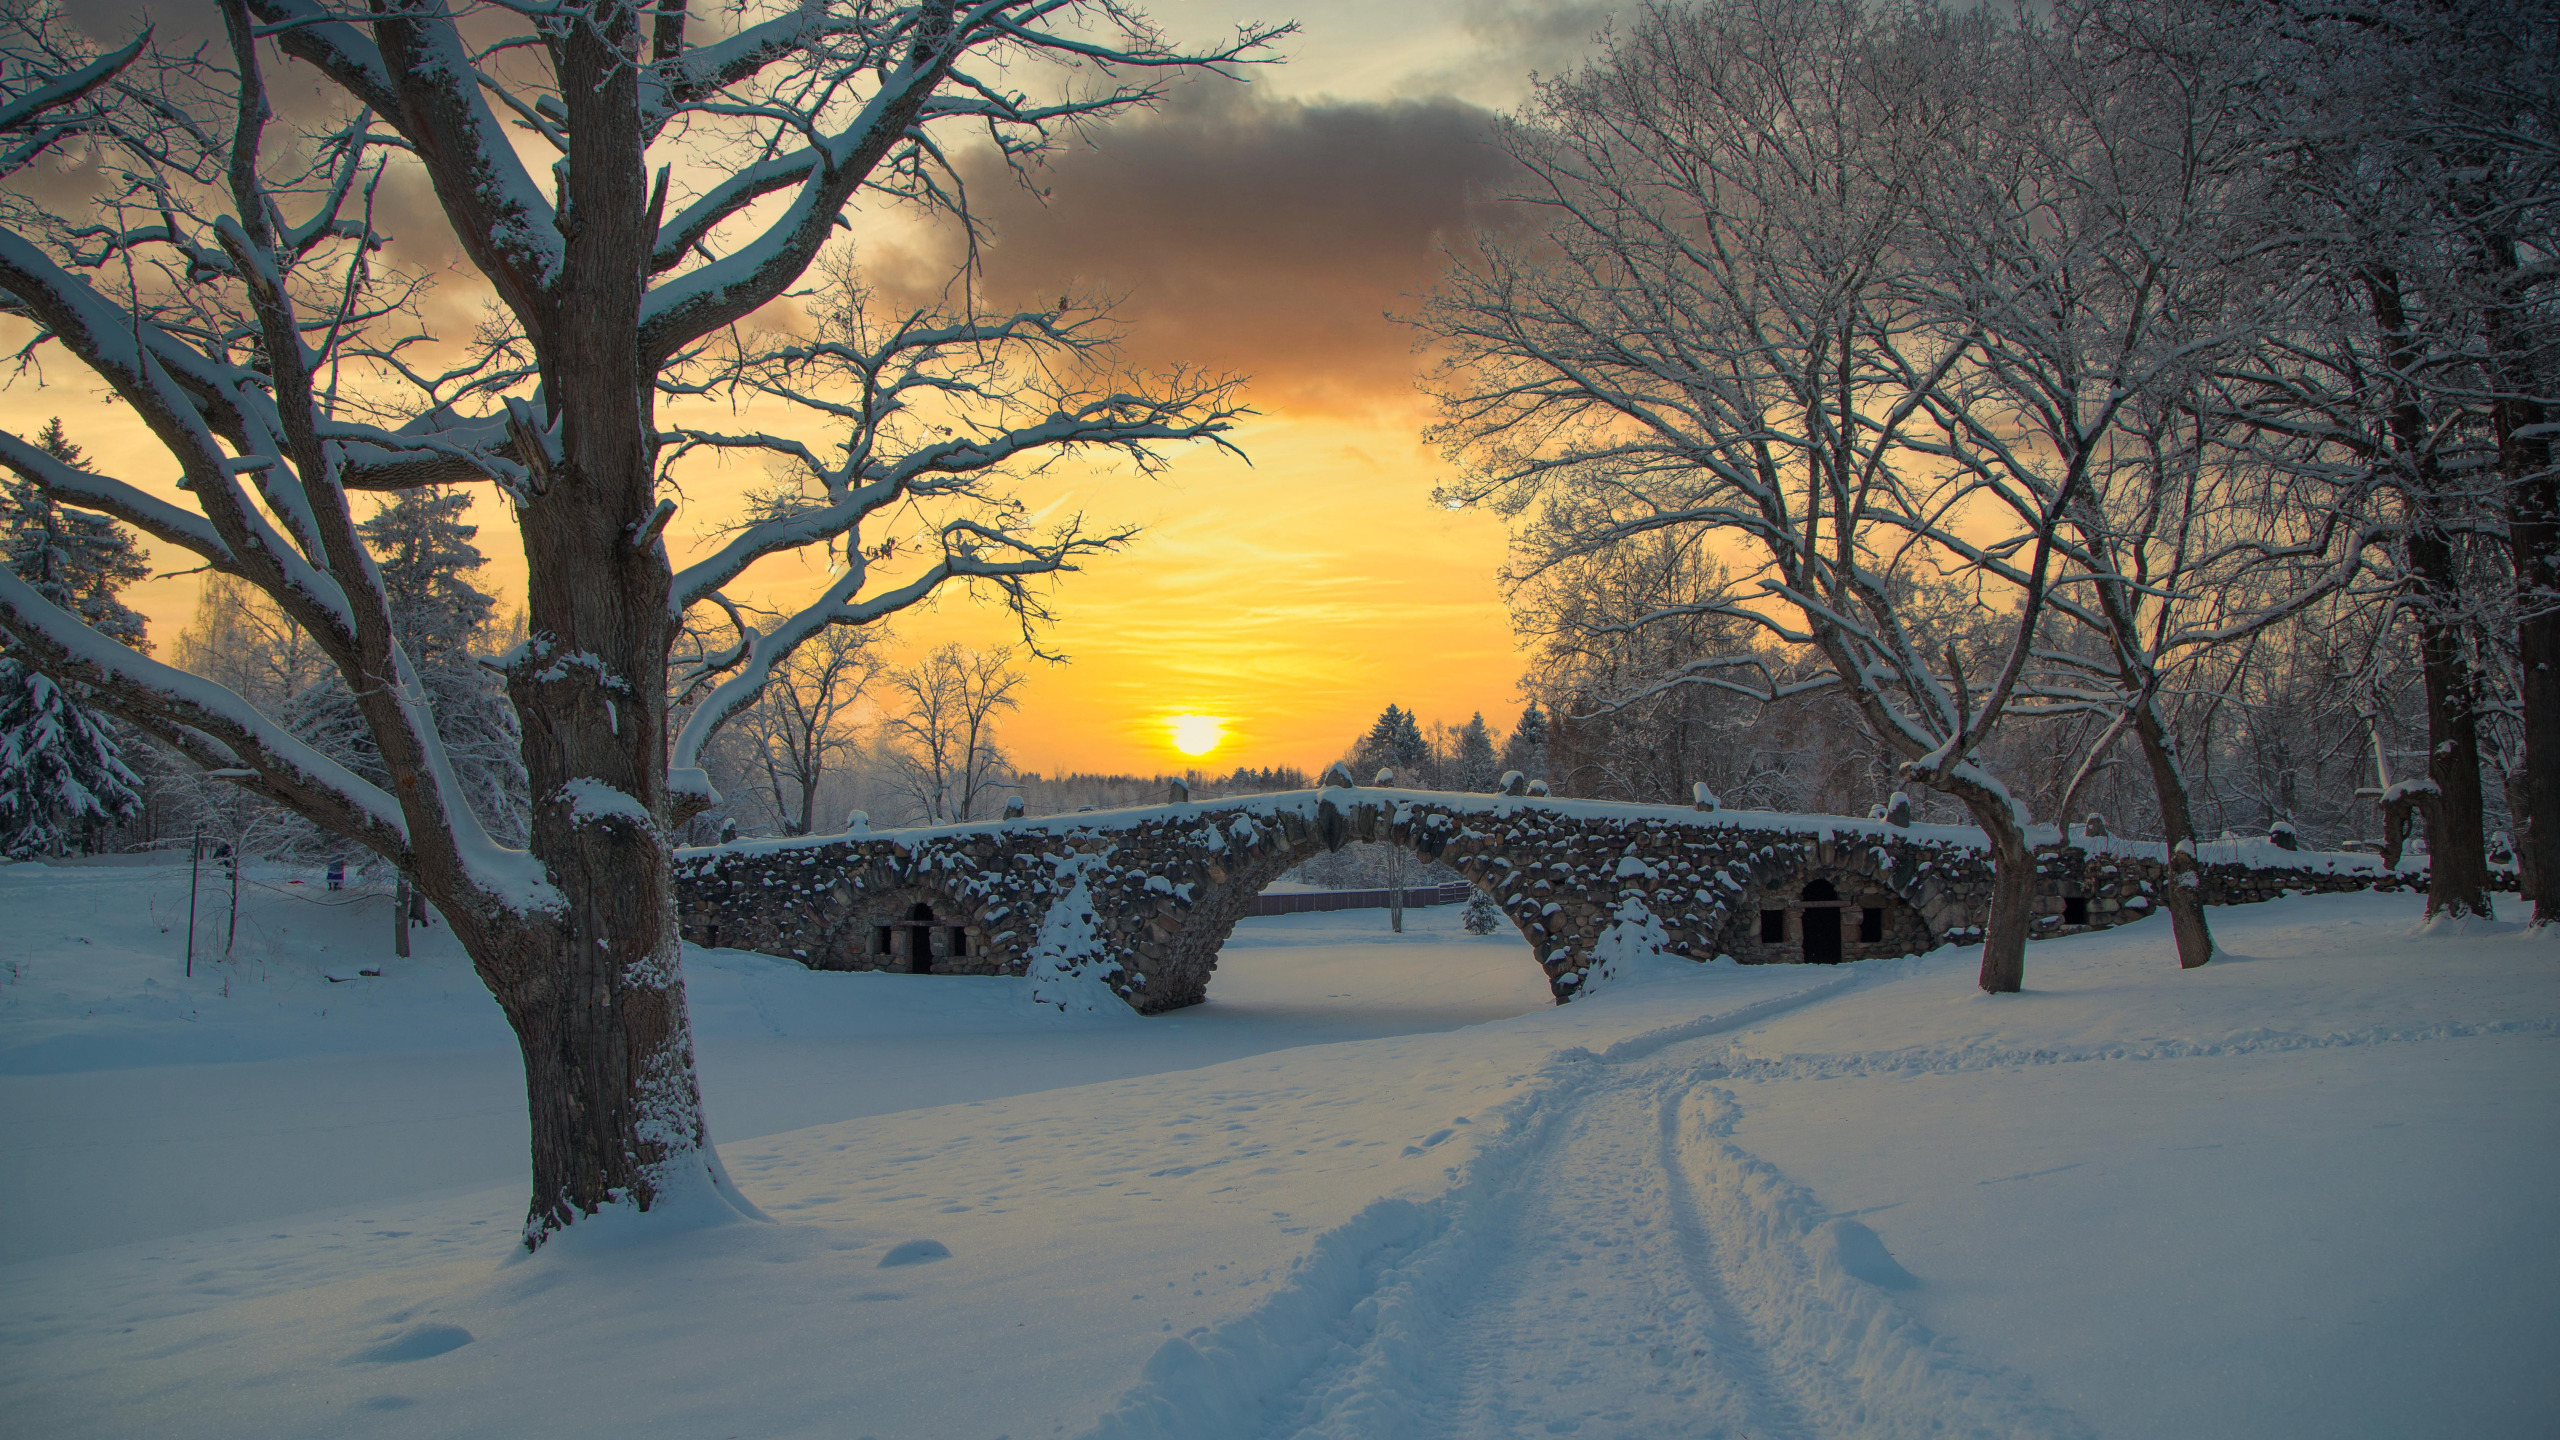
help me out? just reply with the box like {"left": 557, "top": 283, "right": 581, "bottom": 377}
{"left": 1168, "top": 714, "right": 1228, "bottom": 757}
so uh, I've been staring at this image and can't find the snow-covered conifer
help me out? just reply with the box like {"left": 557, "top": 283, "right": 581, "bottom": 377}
{"left": 283, "top": 489, "right": 528, "bottom": 850}
{"left": 0, "top": 665, "right": 142, "bottom": 856}
{"left": 1501, "top": 702, "right": 1549, "bottom": 783}
{"left": 1454, "top": 713, "right": 1499, "bottom": 793}
{"left": 1355, "top": 704, "right": 1429, "bottom": 782}
{"left": 0, "top": 419, "right": 146, "bottom": 854}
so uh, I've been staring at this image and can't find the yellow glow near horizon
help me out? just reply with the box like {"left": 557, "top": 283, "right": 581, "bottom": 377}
{"left": 1169, "top": 714, "right": 1228, "bottom": 757}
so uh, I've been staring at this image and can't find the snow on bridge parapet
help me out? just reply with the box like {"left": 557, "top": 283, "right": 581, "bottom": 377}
{"left": 672, "top": 788, "right": 2416, "bottom": 1014}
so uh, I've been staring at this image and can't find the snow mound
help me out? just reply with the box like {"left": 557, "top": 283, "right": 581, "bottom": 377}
{"left": 2404, "top": 913, "right": 2531, "bottom": 941}
{"left": 878, "top": 1239, "right": 951, "bottom": 1268}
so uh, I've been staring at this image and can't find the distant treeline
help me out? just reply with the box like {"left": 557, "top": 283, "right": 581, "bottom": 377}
{"left": 1013, "top": 765, "right": 1312, "bottom": 816}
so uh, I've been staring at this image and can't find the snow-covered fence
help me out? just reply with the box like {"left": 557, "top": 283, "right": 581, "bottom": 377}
{"left": 673, "top": 789, "right": 2417, "bottom": 1013}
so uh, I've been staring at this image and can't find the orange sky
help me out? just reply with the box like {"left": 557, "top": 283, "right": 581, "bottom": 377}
{"left": 7, "top": 3, "right": 1623, "bottom": 776}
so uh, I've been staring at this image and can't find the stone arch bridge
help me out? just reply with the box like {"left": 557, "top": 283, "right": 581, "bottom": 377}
{"left": 673, "top": 788, "right": 2405, "bottom": 1014}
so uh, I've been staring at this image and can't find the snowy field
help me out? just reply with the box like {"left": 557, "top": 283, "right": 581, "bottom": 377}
{"left": 2, "top": 859, "right": 2553, "bottom": 1439}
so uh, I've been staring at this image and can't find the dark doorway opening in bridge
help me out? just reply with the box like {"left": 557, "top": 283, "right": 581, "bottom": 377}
{"left": 1801, "top": 879, "right": 1844, "bottom": 964}
{"left": 904, "top": 902, "right": 936, "bottom": 974}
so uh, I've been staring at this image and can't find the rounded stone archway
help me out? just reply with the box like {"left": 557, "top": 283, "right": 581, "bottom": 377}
{"left": 1158, "top": 828, "right": 1567, "bottom": 1010}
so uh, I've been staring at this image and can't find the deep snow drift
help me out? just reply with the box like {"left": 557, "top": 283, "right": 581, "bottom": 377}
{"left": 2, "top": 857, "right": 2552, "bottom": 1440}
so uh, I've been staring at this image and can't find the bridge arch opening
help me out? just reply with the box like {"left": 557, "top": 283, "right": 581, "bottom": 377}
{"left": 1140, "top": 828, "right": 1569, "bottom": 1018}
{"left": 1197, "top": 847, "right": 1556, "bottom": 1025}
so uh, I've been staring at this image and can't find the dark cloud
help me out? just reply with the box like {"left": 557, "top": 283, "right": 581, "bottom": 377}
{"left": 923, "top": 80, "right": 1527, "bottom": 419}
{"left": 1415, "top": 1, "right": 1621, "bottom": 97}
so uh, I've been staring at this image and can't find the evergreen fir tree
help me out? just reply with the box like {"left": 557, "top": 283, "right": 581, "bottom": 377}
{"left": 1455, "top": 712, "right": 1499, "bottom": 792}
{"left": 1501, "top": 700, "right": 1550, "bottom": 782}
{"left": 1393, "top": 707, "right": 1426, "bottom": 771}
{"left": 7, "top": 420, "right": 148, "bottom": 645}
{"left": 0, "top": 666, "right": 144, "bottom": 857}
{"left": 1356, "top": 703, "right": 1405, "bottom": 777}
{"left": 284, "top": 488, "right": 529, "bottom": 850}
{"left": 1354, "top": 703, "right": 1430, "bottom": 782}
{"left": 0, "top": 419, "right": 149, "bottom": 855}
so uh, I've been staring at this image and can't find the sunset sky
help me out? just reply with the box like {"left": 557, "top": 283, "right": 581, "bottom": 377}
{"left": 9, "top": 2, "right": 1625, "bottom": 777}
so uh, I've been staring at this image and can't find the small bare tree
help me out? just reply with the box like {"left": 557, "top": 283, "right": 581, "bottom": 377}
{"left": 732, "top": 624, "right": 882, "bottom": 837}
{"left": 882, "top": 643, "right": 1022, "bottom": 823}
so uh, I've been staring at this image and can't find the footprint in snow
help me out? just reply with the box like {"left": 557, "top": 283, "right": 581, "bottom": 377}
{"left": 1401, "top": 1128, "right": 1457, "bottom": 1156}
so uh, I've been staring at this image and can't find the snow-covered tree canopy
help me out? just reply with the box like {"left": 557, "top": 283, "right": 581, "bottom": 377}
{"left": 0, "top": 0, "right": 1275, "bottom": 885}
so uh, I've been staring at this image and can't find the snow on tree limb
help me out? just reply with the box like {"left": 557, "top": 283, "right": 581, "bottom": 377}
{"left": 631, "top": 3, "right": 1287, "bottom": 363}
{"left": 0, "top": 29, "right": 150, "bottom": 173}
{"left": 0, "top": 430, "right": 237, "bottom": 567}
{"left": 0, "top": 565, "right": 409, "bottom": 853}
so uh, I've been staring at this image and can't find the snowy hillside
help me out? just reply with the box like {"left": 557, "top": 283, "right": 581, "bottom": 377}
{"left": 2, "top": 857, "right": 2553, "bottom": 1439}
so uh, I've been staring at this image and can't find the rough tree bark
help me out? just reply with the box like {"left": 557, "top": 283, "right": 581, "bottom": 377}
{"left": 1961, "top": 791, "right": 2039, "bottom": 994}
{"left": 479, "top": 5, "right": 706, "bottom": 1233}
{"left": 2090, "top": 573, "right": 2216, "bottom": 970}
{"left": 2484, "top": 238, "right": 2560, "bottom": 925}
{"left": 2125, "top": 695, "right": 2216, "bottom": 968}
{"left": 2367, "top": 269, "right": 2494, "bottom": 918}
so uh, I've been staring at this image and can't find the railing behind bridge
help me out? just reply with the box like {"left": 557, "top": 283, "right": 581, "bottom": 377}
{"left": 1248, "top": 883, "right": 1473, "bottom": 917}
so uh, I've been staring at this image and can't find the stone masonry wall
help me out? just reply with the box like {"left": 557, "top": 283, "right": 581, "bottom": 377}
{"left": 673, "top": 789, "right": 2417, "bottom": 1014}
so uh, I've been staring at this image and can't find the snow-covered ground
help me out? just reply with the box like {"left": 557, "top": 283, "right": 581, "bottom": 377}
{"left": 2, "top": 858, "right": 2553, "bottom": 1439}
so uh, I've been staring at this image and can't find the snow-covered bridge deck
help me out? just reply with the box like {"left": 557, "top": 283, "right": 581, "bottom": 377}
{"left": 674, "top": 787, "right": 2407, "bottom": 1012}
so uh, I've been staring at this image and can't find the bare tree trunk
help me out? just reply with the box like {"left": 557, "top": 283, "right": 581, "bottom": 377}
{"left": 1965, "top": 795, "right": 2037, "bottom": 994}
{"left": 2126, "top": 694, "right": 2215, "bottom": 968}
{"left": 1386, "top": 841, "right": 1405, "bottom": 933}
{"left": 2092, "top": 569, "right": 2215, "bottom": 970}
{"left": 488, "top": 883, "right": 711, "bottom": 1235}
{"left": 477, "top": 10, "right": 718, "bottom": 1243}
{"left": 2366, "top": 268, "right": 2493, "bottom": 918}
{"left": 2486, "top": 264, "right": 2560, "bottom": 923}
{"left": 2409, "top": 527, "right": 2496, "bottom": 918}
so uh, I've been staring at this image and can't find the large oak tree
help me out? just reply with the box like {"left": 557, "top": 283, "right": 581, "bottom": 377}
{"left": 0, "top": 0, "right": 1273, "bottom": 1245}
